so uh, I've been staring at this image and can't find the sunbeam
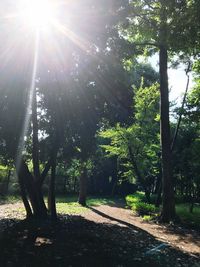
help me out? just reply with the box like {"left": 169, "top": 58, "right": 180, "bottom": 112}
{"left": 52, "top": 20, "right": 91, "bottom": 53}
{"left": 16, "top": 31, "right": 40, "bottom": 170}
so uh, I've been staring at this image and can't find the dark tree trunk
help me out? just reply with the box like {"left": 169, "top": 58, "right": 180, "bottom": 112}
{"left": 48, "top": 154, "right": 57, "bottom": 220}
{"left": 32, "top": 87, "right": 40, "bottom": 179}
{"left": 78, "top": 164, "right": 87, "bottom": 206}
{"left": 18, "top": 175, "right": 33, "bottom": 218}
{"left": 4, "top": 169, "right": 11, "bottom": 195}
{"left": 35, "top": 184, "right": 48, "bottom": 218}
{"left": 110, "top": 157, "right": 118, "bottom": 196}
{"left": 189, "top": 179, "right": 195, "bottom": 213}
{"left": 16, "top": 160, "right": 47, "bottom": 218}
{"left": 155, "top": 170, "right": 162, "bottom": 207}
{"left": 159, "top": 45, "right": 176, "bottom": 222}
{"left": 155, "top": 183, "right": 162, "bottom": 208}
{"left": 31, "top": 86, "right": 47, "bottom": 218}
{"left": 73, "top": 176, "right": 77, "bottom": 193}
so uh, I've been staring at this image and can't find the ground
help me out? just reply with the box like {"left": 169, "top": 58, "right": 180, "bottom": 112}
{"left": 0, "top": 198, "right": 199, "bottom": 267}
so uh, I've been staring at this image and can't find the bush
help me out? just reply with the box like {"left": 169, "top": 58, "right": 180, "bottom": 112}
{"left": 142, "top": 215, "right": 152, "bottom": 221}
{"left": 126, "top": 192, "right": 159, "bottom": 217}
{"left": 133, "top": 202, "right": 158, "bottom": 216}
{"left": 125, "top": 192, "right": 146, "bottom": 207}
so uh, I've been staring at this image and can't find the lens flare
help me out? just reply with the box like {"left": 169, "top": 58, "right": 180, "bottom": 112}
{"left": 19, "top": 0, "right": 55, "bottom": 30}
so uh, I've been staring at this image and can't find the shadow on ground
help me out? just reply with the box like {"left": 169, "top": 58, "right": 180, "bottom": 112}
{"left": 0, "top": 214, "right": 199, "bottom": 267}
{"left": 90, "top": 206, "right": 200, "bottom": 248}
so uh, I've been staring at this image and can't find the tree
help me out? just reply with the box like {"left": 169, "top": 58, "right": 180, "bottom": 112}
{"left": 121, "top": 0, "right": 200, "bottom": 222}
{"left": 174, "top": 62, "right": 200, "bottom": 206}
{"left": 99, "top": 80, "right": 160, "bottom": 202}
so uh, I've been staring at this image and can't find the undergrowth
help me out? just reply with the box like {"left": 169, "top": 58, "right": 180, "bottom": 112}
{"left": 126, "top": 192, "right": 200, "bottom": 228}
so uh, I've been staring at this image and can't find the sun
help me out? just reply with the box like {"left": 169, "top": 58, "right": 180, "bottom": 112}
{"left": 19, "top": 0, "right": 55, "bottom": 31}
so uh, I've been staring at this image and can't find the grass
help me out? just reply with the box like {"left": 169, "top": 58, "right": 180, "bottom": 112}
{"left": 56, "top": 202, "right": 88, "bottom": 214}
{"left": 56, "top": 195, "right": 115, "bottom": 214}
{"left": 56, "top": 195, "right": 115, "bottom": 206}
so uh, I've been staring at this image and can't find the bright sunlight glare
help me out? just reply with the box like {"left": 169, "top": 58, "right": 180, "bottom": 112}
{"left": 19, "top": 0, "right": 55, "bottom": 30}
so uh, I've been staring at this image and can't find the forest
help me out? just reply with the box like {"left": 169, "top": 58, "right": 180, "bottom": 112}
{"left": 0, "top": 0, "right": 200, "bottom": 266}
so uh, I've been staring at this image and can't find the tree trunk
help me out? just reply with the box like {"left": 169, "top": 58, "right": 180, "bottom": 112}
{"left": 32, "top": 87, "right": 40, "bottom": 179}
{"left": 18, "top": 175, "right": 33, "bottom": 218}
{"left": 48, "top": 154, "right": 57, "bottom": 220}
{"left": 78, "top": 163, "right": 87, "bottom": 206}
{"left": 159, "top": 45, "right": 176, "bottom": 222}
{"left": 155, "top": 170, "right": 162, "bottom": 207}
{"left": 73, "top": 176, "right": 77, "bottom": 193}
{"left": 31, "top": 86, "right": 48, "bottom": 218}
{"left": 155, "top": 182, "right": 162, "bottom": 208}
{"left": 110, "top": 157, "right": 118, "bottom": 196}
{"left": 4, "top": 169, "right": 11, "bottom": 195}
{"left": 16, "top": 160, "right": 47, "bottom": 218}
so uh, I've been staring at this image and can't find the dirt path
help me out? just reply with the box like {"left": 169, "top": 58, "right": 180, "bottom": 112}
{"left": 0, "top": 200, "right": 199, "bottom": 266}
{"left": 83, "top": 203, "right": 200, "bottom": 256}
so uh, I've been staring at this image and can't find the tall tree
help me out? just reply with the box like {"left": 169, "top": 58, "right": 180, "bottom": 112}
{"left": 121, "top": 0, "right": 200, "bottom": 222}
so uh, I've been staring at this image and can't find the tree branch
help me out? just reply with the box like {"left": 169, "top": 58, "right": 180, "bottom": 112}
{"left": 171, "top": 61, "right": 192, "bottom": 151}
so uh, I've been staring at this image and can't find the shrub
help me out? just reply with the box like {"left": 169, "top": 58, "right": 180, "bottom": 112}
{"left": 142, "top": 215, "right": 152, "bottom": 221}
{"left": 125, "top": 192, "right": 146, "bottom": 207}
{"left": 133, "top": 202, "right": 158, "bottom": 216}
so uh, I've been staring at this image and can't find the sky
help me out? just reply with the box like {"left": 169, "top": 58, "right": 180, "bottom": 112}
{"left": 149, "top": 54, "right": 194, "bottom": 105}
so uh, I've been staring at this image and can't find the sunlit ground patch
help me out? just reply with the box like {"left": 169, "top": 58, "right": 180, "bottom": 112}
{"left": 56, "top": 202, "right": 88, "bottom": 215}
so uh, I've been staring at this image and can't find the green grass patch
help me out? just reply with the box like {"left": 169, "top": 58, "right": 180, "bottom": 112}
{"left": 56, "top": 202, "right": 88, "bottom": 215}
{"left": 56, "top": 195, "right": 115, "bottom": 206}
{"left": 87, "top": 197, "right": 115, "bottom": 207}
{"left": 56, "top": 196, "right": 116, "bottom": 214}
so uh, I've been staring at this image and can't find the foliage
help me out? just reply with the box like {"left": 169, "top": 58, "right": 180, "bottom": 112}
{"left": 142, "top": 215, "right": 152, "bottom": 221}
{"left": 176, "top": 204, "right": 200, "bottom": 228}
{"left": 133, "top": 202, "right": 158, "bottom": 216}
{"left": 99, "top": 82, "right": 160, "bottom": 194}
{"left": 126, "top": 192, "right": 200, "bottom": 228}
{"left": 171, "top": 72, "right": 200, "bottom": 203}
{"left": 125, "top": 192, "right": 146, "bottom": 206}
{"left": 126, "top": 192, "right": 159, "bottom": 216}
